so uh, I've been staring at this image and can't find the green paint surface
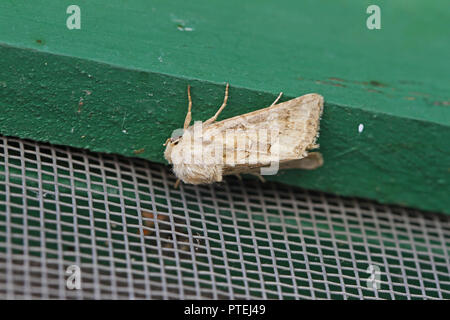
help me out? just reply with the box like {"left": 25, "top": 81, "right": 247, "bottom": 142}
{"left": 0, "top": 1, "right": 449, "bottom": 214}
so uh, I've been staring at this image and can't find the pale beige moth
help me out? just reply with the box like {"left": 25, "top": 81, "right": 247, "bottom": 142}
{"left": 164, "top": 84, "right": 324, "bottom": 186}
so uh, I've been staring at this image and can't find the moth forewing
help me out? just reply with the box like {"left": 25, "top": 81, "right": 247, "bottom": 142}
{"left": 207, "top": 93, "right": 323, "bottom": 166}
{"left": 164, "top": 89, "right": 324, "bottom": 185}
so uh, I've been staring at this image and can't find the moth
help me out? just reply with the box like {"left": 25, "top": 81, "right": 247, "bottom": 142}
{"left": 164, "top": 84, "right": 324, "bottom": 187}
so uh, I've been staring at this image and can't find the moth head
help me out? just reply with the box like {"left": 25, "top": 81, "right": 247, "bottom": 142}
{"left": 163, "top": 135, "right": 183, "bottom": 164}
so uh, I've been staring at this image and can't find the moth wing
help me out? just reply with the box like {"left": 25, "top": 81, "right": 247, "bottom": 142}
{"left": 224, "top": 152, "right": 324, "bottom": 176}
{"left": 200, "top": 93, "right": 324, "bottom": 175}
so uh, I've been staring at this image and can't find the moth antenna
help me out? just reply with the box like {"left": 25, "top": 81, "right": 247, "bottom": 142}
{"left": 270, "top": 92, "right": 283, "bottom": 106}
{"left": 204, "top": 83, "right": 229, "bottom": 125}
{"left": 183, "top": 85, "right": 193, "bottom": 129}
{"left": 174, "top": 179, "right": 181, "bottom": 189}
{"left": 163, "top": 138, "right": 170, "bottom": 146}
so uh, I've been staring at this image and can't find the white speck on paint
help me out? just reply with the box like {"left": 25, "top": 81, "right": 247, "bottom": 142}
{"left": 122, "top": 130, "right": 128, "bottom": 134}
{"left": 358, "top": 124, "right": 364, "bottom": 133}
{"left": 171, "top": 14, "right": 194, "bottom": 32}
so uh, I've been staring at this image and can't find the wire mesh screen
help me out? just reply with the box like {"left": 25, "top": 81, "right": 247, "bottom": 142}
{"left": 0, "top": 135, "right": 449, "bottom": 300}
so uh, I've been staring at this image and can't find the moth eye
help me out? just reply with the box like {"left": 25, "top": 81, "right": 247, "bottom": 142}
{"left": 171, "top": 135, "right": 182, "bottom": 146}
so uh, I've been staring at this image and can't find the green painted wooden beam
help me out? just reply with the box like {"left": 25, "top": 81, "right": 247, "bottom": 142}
{"left": 0, "top": 1, "right": 449, "bottom": 214}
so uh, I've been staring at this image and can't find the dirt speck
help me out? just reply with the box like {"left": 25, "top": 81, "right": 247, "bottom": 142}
{"left": 366, "top": 88, "right": 382, "bottom": 94}
{"left": 133, "top": 148, "right": 145, "bottom": 155}
{"left": 328, "top": 77, "right": 346, "bottom": 82}
{"left": 171, "top": 15, "right": 194, "bottom": 32}
{"left": 315, "top": 80, "right": 346, "bottom": 87}
{"left": 433, "top": 101, "right": 450, "bottom": 106}
{"left": 368, "top": 80, "right": 387, "bottom": 87}
{"left": 77, "top": 98, "right": 84, "bottom": 113}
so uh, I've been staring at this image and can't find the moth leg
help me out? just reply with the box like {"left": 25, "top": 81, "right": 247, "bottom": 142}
{"left": 250, "top": 172, "right": 266, "bottom": 183}
{"left": 270, "top": 92, "right": 283, "bottom": 106}
{"left": 174, "top": 179, "right": 181, "bottom": 189}
{"left": 204, "top": 83, "right": 229, "bottom": 125}
{"left": 183, "top": 85, "right": 193, "bottom": 129}
{"left": 279, "top": 152, "right": 324, "bottom": 170}
{"left": 234, "top": 174, "right": 242, "bottom": 181}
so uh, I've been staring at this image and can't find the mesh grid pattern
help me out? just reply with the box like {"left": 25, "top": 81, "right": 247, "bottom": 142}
{"left": 0, "top": 135, "right": 449, "bottom": 299}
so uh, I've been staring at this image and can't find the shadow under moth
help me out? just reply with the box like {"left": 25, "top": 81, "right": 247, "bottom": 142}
{"left": 164, "top": 84, "right": 324, "bottom": 187}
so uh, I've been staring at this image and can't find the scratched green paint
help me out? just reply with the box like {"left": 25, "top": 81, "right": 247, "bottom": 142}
{"left": 0, "top": 1, "right": 449, "bottom": 214}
